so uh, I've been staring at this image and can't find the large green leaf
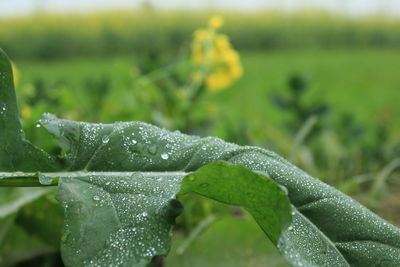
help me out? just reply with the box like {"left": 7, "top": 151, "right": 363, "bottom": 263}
{"left": 40, "top": 115, "right": 400, "bottom": 267}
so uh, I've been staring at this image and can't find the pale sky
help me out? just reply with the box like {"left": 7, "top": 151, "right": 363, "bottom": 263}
{"left": 1, "top": 0, "right": 399, "bottom": 17}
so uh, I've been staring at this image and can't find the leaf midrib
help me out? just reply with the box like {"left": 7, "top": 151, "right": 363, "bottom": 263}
{"left": 0, "top": 171, "right": 189, "bottom": 179}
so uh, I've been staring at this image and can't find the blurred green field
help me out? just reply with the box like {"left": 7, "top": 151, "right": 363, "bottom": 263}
{"left": 2, "top": 10, "right": 400, "bottom": 60}
{"left": 17, "top": 48, "right": 400, "bottom": 140}
{"left": 214, "top": 48, "right": 400, "bottom": 137}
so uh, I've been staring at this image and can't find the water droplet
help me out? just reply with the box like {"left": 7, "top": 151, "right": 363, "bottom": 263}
{"left": 102, "top": 136, "right": 110, "bottom": 144}
{"left": 288, "top": 226, "right": 294, "bottom": 231}
{"left": 131, "top": 139, "right": 137, "bottom": 145}
{"left": 161, "top": 153, "right": 169, "bottom": 160}
{"left": 35, "top": 123, "right": 41, "bottom": 128}
{"left": 142, "top": 212, "right": 148, "bottom": 217}
{"left": 148, "top": 145, "right": 157, "bottom": 155}
{"left": 93, "top": 195, "right": 100, "bottom": 201}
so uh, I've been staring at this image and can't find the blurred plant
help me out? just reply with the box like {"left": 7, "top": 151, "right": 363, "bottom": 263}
{"left": 268, "top": 73, "right": 400, "bottom": 214}
{"left": 131, "top": 15, "right": 242, "bottom": 134}
{"left": 271, "top": 73, "right": 329, "bottom": 136}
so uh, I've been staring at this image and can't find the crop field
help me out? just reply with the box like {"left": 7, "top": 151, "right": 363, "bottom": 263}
{"left": 16, "top": 48, "right": 400, "bottom": 142}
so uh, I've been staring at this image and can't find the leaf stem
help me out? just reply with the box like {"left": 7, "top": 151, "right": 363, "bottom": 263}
{"left": 0, "top": 171, "right": 189, "bottom": 187}
{"left": 0, "top": 173, "right": 51, "bottom": 187}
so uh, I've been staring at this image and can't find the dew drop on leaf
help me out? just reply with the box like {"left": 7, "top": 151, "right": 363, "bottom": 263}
{"left": 102, "top": 136, "right": 110, "bottom": 144}
{"left": 148, "top": 145, "right": 157, "bottom": 155}
{"left": 93, "top": 195, "right": 100, "bottom": 201}
{"left": 0, "top": 103, "right": 6, "bottom": 115}
{"left": 161, "top": 153, "right": 169, "bottom": 160}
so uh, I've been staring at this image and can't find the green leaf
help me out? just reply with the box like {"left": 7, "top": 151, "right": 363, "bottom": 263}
{"left": 180, "top": 162, "right": 291, "bottom": 244}
{"left": 0, "top": 48, "right": 58, "bottom": 172}
{"left": 40, "top": 115, "right": 400, "bottom": 267}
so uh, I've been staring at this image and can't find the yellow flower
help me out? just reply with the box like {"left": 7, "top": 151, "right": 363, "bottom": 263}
{"left": 215, "top": 35, "right": 231, "bottom": 51}
{"left": 190, "top": 15, "right": 243, "bottom": 93}
{"left": 208, "top": 15, "right": 224, "bottom": 29}
{"left": 206, "top": 71, "right": 231, "bottom": 92}
{"left": 229, "top": 64, "right": 243, "bottom": 79}
{"left": 221, "top": 50, "right": 239, "bottom": 63}
{"left": 193, "top": 29, "right": 213, "bottom": 42}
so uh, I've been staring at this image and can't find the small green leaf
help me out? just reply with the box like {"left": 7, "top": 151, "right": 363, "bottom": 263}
{"left": 180, "top": 162, "right": 291, "bottom": 244}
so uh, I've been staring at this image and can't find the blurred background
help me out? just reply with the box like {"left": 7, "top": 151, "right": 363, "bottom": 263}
{"left": 0, "top": 0, "right": 399, "bottom": 266}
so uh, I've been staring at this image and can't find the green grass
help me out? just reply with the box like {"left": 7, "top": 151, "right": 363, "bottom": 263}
{"left": 16, "top": 48, "right": 400, "bottom": 140}
{"left": 212, "top": 48, "right": 400, "bottom": 135}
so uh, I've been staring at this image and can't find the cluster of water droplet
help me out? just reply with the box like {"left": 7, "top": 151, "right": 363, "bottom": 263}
{"left": 58, "top": 173, "right": 183, "bottom": 267}
{"left": 0, "top": 102, "right": 6, "bottom": 116}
